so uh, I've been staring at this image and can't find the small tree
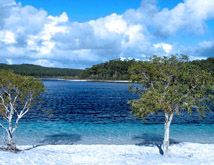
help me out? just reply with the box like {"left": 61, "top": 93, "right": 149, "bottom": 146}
{"left": 0, "top": 70, "right": 44, "bottom": 151}
{"left": 129, "top": 56, "right": 214, "bottom": 155}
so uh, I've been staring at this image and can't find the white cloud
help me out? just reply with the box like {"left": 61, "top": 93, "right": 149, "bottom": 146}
{"left": 26, "top": 12, "right": 69, "bottom": 56}
{"left": 93, "top": 13, "right": 127, "bottom": 34}
{"left": 153, "top": 43, "right": 173, "bottom": 54}
{"left": 33, "top": 59, "right": 55, "bottom": 67}
{"left": 0, "top": 0, "right": 213, "bottom": 68}
{"left": 6, "top": 58, "right": 13, "bottom": 64}
{"left": 0, "top": 0, "right": 16, "bottom": 7}
{"left": 0, "top": 30, "right": 16, "bottom": 44}
{"left": 153, "top": 0, "right": 214, "bottom": 35}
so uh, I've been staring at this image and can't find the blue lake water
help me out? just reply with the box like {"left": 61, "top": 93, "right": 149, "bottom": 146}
{"left": 1, "top": 80, "right": 214, "bottom": 145}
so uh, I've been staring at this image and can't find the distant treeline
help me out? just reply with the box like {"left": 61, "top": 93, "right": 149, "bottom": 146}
{"left": 79, "top": 59, "right": 136, "bottom": 80}
{"left": 192, "top": 58, "right": 214, "bottom": 76}
{"left": 0, "top": 64, "right": 82, "bottom": 77}
{"left": 0, "top": 57, "right": 213, "bottom": 79}
{"left": 80, "top": 57, "right": 214, "bottom": 80}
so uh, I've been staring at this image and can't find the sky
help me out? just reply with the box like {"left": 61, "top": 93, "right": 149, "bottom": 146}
{"left": 0, "top": 0, "right": 214, "bottom": 68}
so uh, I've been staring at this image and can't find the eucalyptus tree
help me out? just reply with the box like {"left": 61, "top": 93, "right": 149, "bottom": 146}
{"left": 0, "top": 70, "right": 44, "bottom": 151}
{"left": 129, "top": 56, "right": 214, "bottom": 154}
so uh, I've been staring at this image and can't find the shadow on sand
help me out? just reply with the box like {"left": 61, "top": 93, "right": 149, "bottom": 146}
{"left": 40, "top": 133, "right": 82, "bottom": 145}
{"left": 133, "top": 133, "right": 180, "bottom": 155}
{"left": 21, "top": 133, "right": 82, "bottom": 151}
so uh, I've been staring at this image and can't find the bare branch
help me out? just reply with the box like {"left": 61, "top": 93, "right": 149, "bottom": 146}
{"left": 12, "top": 95, "right": 18, "bottom": 107}
{"left": 17, "top": 93, "right": 33, "bottom": 119}
{"left": 168, "top": 113, "right": 174, "bottom": 125}
{"left": 12, "top": 115, "right": 21, "bottom": 133}
{"left": 12, "top": 106, "right": 30, "bottom": 133}
{"left": 0, "top": 122, "right": 8, "bottom": 131}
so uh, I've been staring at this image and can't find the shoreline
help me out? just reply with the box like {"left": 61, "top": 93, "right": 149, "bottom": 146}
{"left": 0, "top": 143, "right": 213, "bottom": 164}
{"left": 40, "top": 77, "right": 131, "bottom": 83}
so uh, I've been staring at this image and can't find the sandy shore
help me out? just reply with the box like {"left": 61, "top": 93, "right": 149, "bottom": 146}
{"left": 0, "top": 143, "right": 213, "bottom": 165}
{"left": 41, "top": 78, "right": 131, "bottom": 83}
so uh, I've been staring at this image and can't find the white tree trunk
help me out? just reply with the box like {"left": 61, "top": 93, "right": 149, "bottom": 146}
{"left": 163, "top": 113, "right": 173, "bottom": 155}
{"left": 7, "top": 130, "right": 13, "bottom": 144}
{"left": 7, "top": 119, "right": 16, "bottom": 150}
{"left": 0, "top": 89, "right": 33, "bottom": 152}
{"left": 6, "top": 129, "right": 16, "bottom": 150}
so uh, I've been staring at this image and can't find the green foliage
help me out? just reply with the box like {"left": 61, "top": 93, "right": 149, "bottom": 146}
{"left": 192, "top": 57, "right": 214, "bottom": 76}
{"left": 0, "top": 58, "right": 213, "bottom": 80}
{"left": 0, "top": 70, "right": 44, "bottom": 116}
{"left": 129, "top": 55, "right": 214, "bottom": 119}
{"left": 0, "top": 64, "right": 82, "bottom": 77}
{"left": 79, "top": 59, "right": 136, "bottom": 80}
{"left": 79, "top": 57, "right": 214, "bottom": 81}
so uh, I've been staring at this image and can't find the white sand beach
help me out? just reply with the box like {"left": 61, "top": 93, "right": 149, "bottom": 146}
{"left": 0, "top": 143, "right": 213, "bottom": 165}
{"left": 41, "top": 78, "right": 131, "bottom": 83}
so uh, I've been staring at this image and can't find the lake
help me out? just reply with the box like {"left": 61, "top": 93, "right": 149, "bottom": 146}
{"left": 1, "top": 80, "right": 214, "bottom": 145}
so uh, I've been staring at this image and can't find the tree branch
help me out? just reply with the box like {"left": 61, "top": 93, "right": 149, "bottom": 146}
{"left": 12, "top": 115, "right": 21, "bottom": 133}
{"left": 0, "top": 95, "right": 9, "bottom": 113}
{"left": 12, "top": 106, "right": 30, "bottom": 133}
{"left": 0, "top": 122, "right": 8, "bottom": 131}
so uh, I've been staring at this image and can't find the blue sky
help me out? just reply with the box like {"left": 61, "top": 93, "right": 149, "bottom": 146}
{"left": 17, "top": 0, "right": 142, "bottom": 22}
{"left": 0, "top": 0, "right": 214, "bottom": 68}
{"left": 16, "top": 0, "right": 183, "bottom": 22}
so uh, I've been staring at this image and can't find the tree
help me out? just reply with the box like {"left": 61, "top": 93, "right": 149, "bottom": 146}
{"left": 79, "top": 59, "right": 136, "bottom": 80}
{"left": 129, "top": 56, "right": 214, "bottom": 155}
{"left": 0, "top": 64, "right": 82, "bottom": 77}
{"left": 0, "top": 70, "right": 44, "bottom": 152}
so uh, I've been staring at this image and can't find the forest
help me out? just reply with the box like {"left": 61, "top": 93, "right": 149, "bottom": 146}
{"left": 0, "top": 64, "right": 82, "bottom": 77}
{"left": 0, "top": 57, "right": 213, "bottom": 79}
{"left": 79, "top": 59, "right": 136, "bottom": 80}
{"left": 80, "top": 57, "right": 214, "bottom": 80}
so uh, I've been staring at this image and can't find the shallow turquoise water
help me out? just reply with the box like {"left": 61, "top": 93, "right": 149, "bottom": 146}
{"left": 0, "top": 80, "right": 213, "bottom": 145}
{"left": 5, "top": 122, "right": 213, "bottom": 145}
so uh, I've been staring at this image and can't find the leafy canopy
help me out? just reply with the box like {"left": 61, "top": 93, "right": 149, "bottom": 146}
{"left": 0, "top": 70, "right": 44, "bottom": 117}
{"left": 0, "top": 64, "right": 82, "bottom": 78}
{"left": 80, "top": 59, "right": 136, "bottom": 80}
{"left": 129, "top": 56, "right": 214, "bottom": 119}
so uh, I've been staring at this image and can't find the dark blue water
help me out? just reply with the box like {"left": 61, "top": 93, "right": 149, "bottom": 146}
{"left": 28, "top": 80, "right": 138, "bottom": 123}
{"left": 1, "top": 80, "right": 214, "bottom": 145}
